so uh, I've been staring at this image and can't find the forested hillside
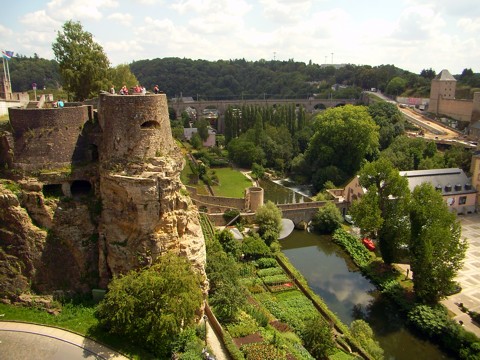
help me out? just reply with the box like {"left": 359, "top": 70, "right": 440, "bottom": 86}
{"left": 8, "top": 54, "right": 62, "bottom": 92}
{"left": 7, "top": 55, "right": 480, "bottom": 100}
{"left": 129, "top": 58, "right": 423, "bottom": 99}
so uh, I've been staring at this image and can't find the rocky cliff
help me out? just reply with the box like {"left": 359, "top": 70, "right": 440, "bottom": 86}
{"left": 0, "top": 93, "right": 208, "bottom": 300}
{"left": 98, "top": 152, "right": 207, "bottom": 290}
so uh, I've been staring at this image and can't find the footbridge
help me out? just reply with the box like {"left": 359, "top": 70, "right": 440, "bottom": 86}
{"left": 186, "top": 185, "right": 347, "bottom": 227}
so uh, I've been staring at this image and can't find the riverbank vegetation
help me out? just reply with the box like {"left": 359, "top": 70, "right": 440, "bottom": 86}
{"left": 331, "top": 228, "right": 480, "bottom": 359}
{"left": 204, "top": 211, "right": 383, "bottom": 360}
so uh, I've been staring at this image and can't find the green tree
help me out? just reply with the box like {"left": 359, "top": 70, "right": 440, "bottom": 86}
{"left": 311, "top": 202, "right": 343, "bottom": 234}
{"left": 217, "top": 229, "right": 241, "bottom": 258}
{"left": 350, "top": 186, "right": 384, "bottom": 237}
{"left": 206, "top": 236, "right": 245, "bottom": 322}
{"left": 385, "top": 76, "right": 407, "bottom": 96}
{"left": 350, "top": 320, "right": 384, "bottom": 360}
{"left": 227, "top": 137, "right": 265, "bottom": 168}
{"left": 381, "top": 136, "right": 438, "bottom": 171}
{"left": 301, "top": 315, "right": 335, "bottom": 359}
{"left": 107, "top": 64, "right": 138, "bottom": 92}
{"left": 190, "top": 132, "right": 202, "bottom": 149}
{"left": 305, "top": 105, "right": 379, "bottom": 191}
{"left": 443, "top": 144, "right": 472, "bottom": 173}
{"left": 255, "top": 201, "right": 283, "bottom": 246}
{"left": 95, "top": 252, "right": 204, "bottom": 358}
{"left": 52, "top": 20, "right": 110, "bottom": 100}
{"left": 352, "top": 158, "right": 410, "bottom": 263}
{"left": 196, "top": 119, "right": 210, "bottom": 142}
{"left": 409, "top": 183, "right": 467, "bottom": 303}
{"left": 241, "top": 233, "right": 271, "bottom": 259}
{"left": 368, "top": 101, "right": 405, "bottom": 150}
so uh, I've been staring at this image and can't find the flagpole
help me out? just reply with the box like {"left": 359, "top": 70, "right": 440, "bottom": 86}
{"left": 5, "top": 56, "right": 11, "bottom": 95}
{"left": 1, "top": 56, "right": 6, "bottom": 96}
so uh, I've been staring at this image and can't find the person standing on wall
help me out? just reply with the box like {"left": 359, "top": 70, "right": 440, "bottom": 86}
{"left": 153, "top": 85, "right": 159, "bottom": 94}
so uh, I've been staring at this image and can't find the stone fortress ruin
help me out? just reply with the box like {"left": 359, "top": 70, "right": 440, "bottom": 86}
{"left": 0, "top": 93, "right": 207, "bottom": 297}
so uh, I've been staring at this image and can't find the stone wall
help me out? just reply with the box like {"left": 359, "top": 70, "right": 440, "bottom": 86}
{"left": 186, "top": 185, "right": 246, "bottom": 211}
{"left": 437, "top": 98, "right": 474, "bottom": 122}
{"left": 7, "top": 106, "right": 95, "bottom": 171}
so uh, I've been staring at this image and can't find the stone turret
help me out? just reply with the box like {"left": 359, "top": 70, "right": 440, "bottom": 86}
{"left": 97, "top": 94, "right": 207, "bottom": 291}
{"left": 98, "top": 93, "right": 175, "bottom": 163}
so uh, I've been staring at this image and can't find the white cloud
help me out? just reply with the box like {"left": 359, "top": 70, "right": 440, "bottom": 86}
{"left": 19, "top": 10, "right": 61, "bottom": 31}
{"left": 132, "top": 0, "right": 164, "bottom": 4}
{"left": 392, "top": 4, "right": 445, "bottom": 42}
{"left": 259, "top": 0, "right": 312, "bottom": 23}
{"left": 457, "top": 17, "right": 480, "bottom": 32}
{"left": 170, "top": 0, "right": 251, "bottom": 16}
{"left": 46, "top": 0, "right": 118, "bottom": 22}
{"left": 107, "top": 13, "right": 133, "bottom": 27}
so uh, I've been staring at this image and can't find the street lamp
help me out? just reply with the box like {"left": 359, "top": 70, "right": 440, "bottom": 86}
{"left": 203, "top": 314, "right": 208, "bottom": 347}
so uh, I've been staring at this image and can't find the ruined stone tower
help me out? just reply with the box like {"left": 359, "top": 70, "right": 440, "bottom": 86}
{"left": 96, "top": 93, "right": 207, "bottom": 289}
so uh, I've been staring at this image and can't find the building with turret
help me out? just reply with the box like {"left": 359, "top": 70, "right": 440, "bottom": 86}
{"left": 428, "top": 69, "right": 480, "bottom": 130}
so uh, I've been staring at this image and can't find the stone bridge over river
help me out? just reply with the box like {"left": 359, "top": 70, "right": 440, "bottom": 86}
{"left": 186, "top": 185, "right": 347, "bottom": 227}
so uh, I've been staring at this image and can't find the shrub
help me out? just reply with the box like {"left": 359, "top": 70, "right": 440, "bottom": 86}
{"left": 257, "top": 267, "right": 284, "bottom": 277}
{"left": 256, "top": 258, "right": 278, "bottom": 269}
{"left": 301, "top": 315, "right": 335, "bottom": 360}
{"left": 332, "top": 228, "right": 372, "bottom": 268}
{"left": 95, "top": 252, "right": 203, "bottom": 358}
{"left": 241, "top": 343, "right": 286, "bottom": 360}
{"left": 223, "top": 208, "right": 240, "bottom": 224}
{"left": 242, "top": 234, "right": 271, "bottom": 259}
{"left": 407, "top": 305, "right": 448, "bottom": 337}
{"left": 311, "top": 202, "right": 343, "bottom": 234}
{"left": 226, "top": 311, "right": 259, "bottom": 338}
{"left": 245, "top": 304, "right": 270, "bottom": 327}
{"left": 261, "top": 274, "right": 291, "bottom": 286}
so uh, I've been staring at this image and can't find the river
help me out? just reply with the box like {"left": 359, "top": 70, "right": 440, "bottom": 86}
{"left": 262, "top": 179, "right": 450, "bottom": 359}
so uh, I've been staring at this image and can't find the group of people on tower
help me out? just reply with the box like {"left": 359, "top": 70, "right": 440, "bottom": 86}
{"left": 109, "top": 84, "right": 160, "bottom": 95}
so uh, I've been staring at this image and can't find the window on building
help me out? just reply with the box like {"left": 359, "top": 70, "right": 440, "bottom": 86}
{"left": 459, "top": 196, "right": 467, "bottom": 205}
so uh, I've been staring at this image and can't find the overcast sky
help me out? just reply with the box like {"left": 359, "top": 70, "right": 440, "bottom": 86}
{"left": 1, "top": 0, "right": 479, "bottom": 75}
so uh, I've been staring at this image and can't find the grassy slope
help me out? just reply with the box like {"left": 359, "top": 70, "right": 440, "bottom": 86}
{"left": 210, "top": 167, "right": 253, "bottom": 198}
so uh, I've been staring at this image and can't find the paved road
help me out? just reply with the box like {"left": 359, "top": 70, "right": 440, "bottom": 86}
{"left": 441, "top": 213, "right": 480, "bottom": 337}
{"left": 0, "top": 322, "right": 129, "bottom": 360}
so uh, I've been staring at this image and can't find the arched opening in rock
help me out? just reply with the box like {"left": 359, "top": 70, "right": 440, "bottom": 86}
{"left": 42, "top": 184, "right": 63, "bottom": 198}
{"left": 141, "top": 121, "right": 160, "bottom": 129}
{"left": 71, "top": 180, "right": 92, "bottom": 197}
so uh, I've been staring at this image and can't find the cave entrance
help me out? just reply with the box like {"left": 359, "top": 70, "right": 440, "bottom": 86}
{"left": 71, "top": 180, "right": 92, "bottom": 197}
{"left": 42, "top": 184, "right": 63, "bottom": 198}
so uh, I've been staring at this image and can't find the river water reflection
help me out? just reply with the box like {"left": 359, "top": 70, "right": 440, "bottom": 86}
{"left": 281, "top": 230, "right": 451, "bottom": 360}
{"left": 262, "top": 178, "right": 450, "bottom": 359}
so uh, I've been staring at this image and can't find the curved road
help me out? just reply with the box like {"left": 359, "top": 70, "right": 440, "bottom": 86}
{"left": 0, "top": 321, "right": 129, "bottom": 360}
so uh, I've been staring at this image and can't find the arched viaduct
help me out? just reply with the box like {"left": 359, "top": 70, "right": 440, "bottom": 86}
{"left": 170, "top": 98, "right": 358, "bottom": 117}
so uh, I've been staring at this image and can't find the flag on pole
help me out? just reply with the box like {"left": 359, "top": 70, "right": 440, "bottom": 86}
{"left": 2, "top": 50, "right": 14, "bottom": 60}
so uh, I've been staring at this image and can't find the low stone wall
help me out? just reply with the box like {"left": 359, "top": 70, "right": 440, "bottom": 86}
{"left": 206, "top": 212, "right": 256, "bottom": 226}
{"left": 186, "top": 185, "right": 246, "bottom": 211}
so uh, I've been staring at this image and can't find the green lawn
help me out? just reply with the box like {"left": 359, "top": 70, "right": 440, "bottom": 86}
{"left": 0, "top": 303, "right": 155, "bottom": 359}
{"left": 210, "top": 167, "right": 253, "bottom": 198}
